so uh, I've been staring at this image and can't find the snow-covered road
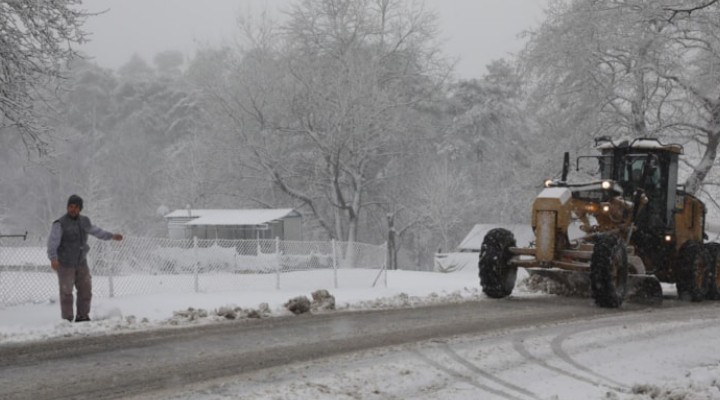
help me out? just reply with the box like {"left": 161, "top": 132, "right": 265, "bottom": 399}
{"left": 2, "top": 269, "right": 720, "bottom": 399}
{"left": 155, "top": 301, "right": 720, "bottom": 400}
{"left": 1, "top": 296, "right": 627, "bottom": 399}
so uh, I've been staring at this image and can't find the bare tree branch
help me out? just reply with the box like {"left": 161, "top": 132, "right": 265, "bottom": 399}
{"left": 665, "top": 0, "right": 719, "bottom": 23}
{"left": 0, "top": 0, "right": 93, "bottom": 155}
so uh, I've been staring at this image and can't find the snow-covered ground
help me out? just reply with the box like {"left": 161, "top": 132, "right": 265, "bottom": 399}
{"left": 2, "top": 267, "right": 719, "bottom": 400}
{"left": 0, "top": 267, "right": 491, "bottom": 343}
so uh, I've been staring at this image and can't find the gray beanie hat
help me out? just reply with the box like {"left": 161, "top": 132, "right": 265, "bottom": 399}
{"left": 67, "top": 194, "right": 83, "bottom": 210}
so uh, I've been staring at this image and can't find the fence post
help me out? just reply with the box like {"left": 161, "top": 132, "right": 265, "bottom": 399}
{"left": 275, "top": 237, "right": 280, "bottom": 290}
{"left": 387, "top": 213, "right": 396, "bottom": 270}
{"left": 332, "top": 239, "right": 338, "bottom": 289}
{"left": 193, "top": 236, "right": 199, "bottom": 293}
{"left": 372, "top": 241, "right": 388, "bottom": 288}
{"left": 108, "top": 243, "right": 115, "bottom": 298}
{"left": 384, "top": 241, "right": 388, "bottom": 288}
{"left": 0, "top": 246, "right": 3, "bottom": 305}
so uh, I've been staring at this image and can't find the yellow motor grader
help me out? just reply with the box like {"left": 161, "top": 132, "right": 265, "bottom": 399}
{"left": 479, "top": 137, "right": 720, "bottom": 307}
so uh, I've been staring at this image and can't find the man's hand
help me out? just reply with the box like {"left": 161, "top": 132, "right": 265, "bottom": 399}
{"left": 50, "top": 259, "right": 60, "bottom": 271}
{"left": 112, "top": 233, "right": 123, "bottom": 241}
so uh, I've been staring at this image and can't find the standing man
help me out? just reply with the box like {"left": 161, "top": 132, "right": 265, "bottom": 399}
{"left": 47, "top": 195, "right": 123, "bottom": 322}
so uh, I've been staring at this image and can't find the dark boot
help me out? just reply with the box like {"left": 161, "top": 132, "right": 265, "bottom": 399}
{"left": 74, "top": 316, "right": 91, "bottom": 322}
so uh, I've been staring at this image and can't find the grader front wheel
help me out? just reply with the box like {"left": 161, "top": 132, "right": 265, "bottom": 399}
{"left": 479, "top": 228, "right": 517, "bottom": 298}
{"left": 590, "top": 235, "right": 629, "bottom": 308}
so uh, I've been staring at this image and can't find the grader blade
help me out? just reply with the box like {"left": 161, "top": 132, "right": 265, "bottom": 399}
{"left": 525, "top": 269, "right": 663, "bottom": 304}
{"left": 525, "top": 269, "right": 591, "bottom": 298}
{"left": 626, "top": 274, "right": 663, "bottom": 305}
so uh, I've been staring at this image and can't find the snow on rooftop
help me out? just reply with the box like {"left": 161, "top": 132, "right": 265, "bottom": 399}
{"left": 164, "top": 209, "right": 299, "bottom": 226}
{"left": 595, "top": 138, "right": 683, "bottom": 154}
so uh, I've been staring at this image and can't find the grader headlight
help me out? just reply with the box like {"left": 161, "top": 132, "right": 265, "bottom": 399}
{"left": 544, "top": 179, "right": 553, "bottom": 188}
{"left": 602, "top": 204, "right": 611, "bottom": 213}
{"left": 584, "top": 204, "right": 599, "bottom": 213}
{"left": 601, "top": 180, "right": 612, "bottom": 190}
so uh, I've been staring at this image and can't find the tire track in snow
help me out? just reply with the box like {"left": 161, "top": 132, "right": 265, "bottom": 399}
{"left": 509, "top": 307, "right": 720, "bottom": 393}
{"left": 439, "top": 342, "right": 543, "bottom": 400}
{"left": 547, "top": 316, "right": 720, "bottom": 390}
{"left": 548, "top": 327, "right": 630, "bottom": 389}
{"left": 411, "top": 348, "right": 527, "bottom": 400}
{"left": 511, "top": 334, "right": 627, "bottom": 392}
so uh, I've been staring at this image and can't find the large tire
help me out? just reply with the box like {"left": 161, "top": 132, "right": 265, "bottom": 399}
{"left": 479, "top": 228, "right": 517, "bottom": 298}
{"left": 675, "top": 240, "right": 713, "bottom": 302}
{"left": 590, "top": 235, "right": 628, "bottom": 308}
{"left": 706, "top": 242, "right": 720, "bottom": 300}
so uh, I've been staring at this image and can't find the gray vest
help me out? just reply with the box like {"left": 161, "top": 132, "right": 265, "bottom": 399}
{"left": 56, "top": 214, "right": 92, "bottom": 267}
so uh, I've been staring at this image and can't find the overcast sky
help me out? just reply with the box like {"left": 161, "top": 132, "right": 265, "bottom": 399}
{"left": 80, "top": 0, "right": 547, "bottom": 79}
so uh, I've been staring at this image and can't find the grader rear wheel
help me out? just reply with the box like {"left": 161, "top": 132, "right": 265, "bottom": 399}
{"left": 590, "top": 235, "right": 628, "bottom": 308}
{"left": 479, "top": 228, "right": 517, "bottom": 299}
{"left": 702, "top": 243, "right": 720, "bottom": 300}
{"left": 703, "top": 242, "right": 720, "bottom": 300}
{"left": 676, "top": 241, "right": 713, "bottom": 302}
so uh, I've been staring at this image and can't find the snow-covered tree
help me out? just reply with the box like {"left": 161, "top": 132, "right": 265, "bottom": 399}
{"left": 659, "top": 2, "right": 720, "bottom": 195}
{"left": 154, "top": 50, "right": 184, "bottom": 78}
{"left": 442, "top": 59, "right": 538, "bottom": 224}
{"left": 117, "top": 54, "right": 154, "bottom": 81}
{"left": 0, "top": 0, "right": 89, "bottom": 154}
{"left": 201, "top": 0, "right": 449, "bottom": 245}
{"left": 522, "top": 0, "right": 720, "bottom": 195}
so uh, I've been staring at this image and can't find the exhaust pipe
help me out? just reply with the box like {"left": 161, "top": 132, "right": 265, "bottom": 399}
{"left": 562, "top": 152, "right": 570, "bottom": 182}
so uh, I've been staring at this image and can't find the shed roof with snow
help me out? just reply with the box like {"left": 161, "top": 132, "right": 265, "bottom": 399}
{"left": 164, "top": 208, "right": 302, "bottom": 240}
{"left": 165, "top": 209, "right": 300, "bottom": 226}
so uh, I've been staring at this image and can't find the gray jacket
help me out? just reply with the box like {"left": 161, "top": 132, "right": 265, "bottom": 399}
{"left": 47, "top": 214, "right": 114, "bottom": 267}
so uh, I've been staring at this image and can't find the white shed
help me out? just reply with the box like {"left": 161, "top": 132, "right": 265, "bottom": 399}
{"left": 457, "top": 224, "right": 535, "bottom": 252}
{"left": 164, "top": 208, "right": 302, "bottom": 240}
{"left": 434, "top": 223, "right": 586, "bottom": 273}
{"left": 433, "top": 223, "right": 535, "bottom": 273}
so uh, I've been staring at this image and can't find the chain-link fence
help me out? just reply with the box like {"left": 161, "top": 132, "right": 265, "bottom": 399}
{"left": 0, "top": 236, "right": 387, "bottom": 307}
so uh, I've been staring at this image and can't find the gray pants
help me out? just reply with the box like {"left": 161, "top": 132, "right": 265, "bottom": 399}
{"left": 56, "top": 261, "right": 92, "bottom": 320}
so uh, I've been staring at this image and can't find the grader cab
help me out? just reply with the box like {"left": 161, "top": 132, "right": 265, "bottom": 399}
{"left": 479, "top": 137, "right": 720, "bottom": 307}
